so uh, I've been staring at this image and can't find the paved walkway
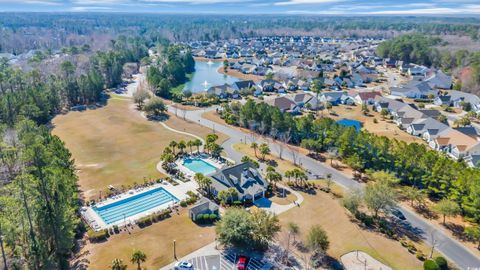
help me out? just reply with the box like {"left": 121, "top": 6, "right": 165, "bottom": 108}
{"left": 254, "top": 184, "right": 304, "bottom": 215}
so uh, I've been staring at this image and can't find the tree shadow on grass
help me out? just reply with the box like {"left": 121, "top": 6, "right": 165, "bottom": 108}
{"left": 146, "top": 113, "right": 170, "bottom": 122}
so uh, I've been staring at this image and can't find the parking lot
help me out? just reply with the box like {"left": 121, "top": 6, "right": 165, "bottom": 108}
{"left": 168, "top": 252, "right": 267, "bottom": 270}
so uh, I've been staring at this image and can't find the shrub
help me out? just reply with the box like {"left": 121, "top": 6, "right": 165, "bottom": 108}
{"left": 112, "top": 225, "right": 119, "bottom": 234}
{"left": 407, "top": 241, "right": 417, "bottom": 253}
{"left": 209, "top": 213, "right": 218, "bottom": 221}
{"left": 233, "top": 200, "right": 242, "bottom": 206}
{"left": 136, "top": 216, "right": 153, "bottom": 227}
{"left": 196, "top": 214, "right": 205, "bottom": 222}
{"left": 434, "top": 256, "right": 448, "bottom": 270}
{"left": 186, "top": 190, "right": 197, "bottom": 198}
{"left": 400, "top": 239, "right": 408, "bottom": 247}
{"left": 416, "top": 250, "right": 425, "bottom": 261}
{"left": 423, "top": 259, "right": 439, "bottom": 270}
{"left": 186, "top": 196, "right": 198, "bottom": 205}
{"left": 180, "top": 200, "right": 188, "bottom": 207}
{"left": 87, "top": 229, "right": 109, "bottom": 242}
{"left": 373, "top": 118, "right": 378, "bottom": 124}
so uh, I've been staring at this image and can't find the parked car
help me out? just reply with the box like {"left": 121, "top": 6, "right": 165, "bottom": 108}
{"left": 237, "top": 256, "right": 248, "bottom": 270}
{"left": 174, "top": 261, "right": 193, "bottom": 270}
{"left": 391, "top": 208, "right": 406, "bottom": 220}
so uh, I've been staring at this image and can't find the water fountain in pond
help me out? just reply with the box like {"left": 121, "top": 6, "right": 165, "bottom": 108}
{"left": 207, "top": 60, "right": 213, "bottom": 65}
{"left": 202, "top": 80, "right": 210, "bottom": 91}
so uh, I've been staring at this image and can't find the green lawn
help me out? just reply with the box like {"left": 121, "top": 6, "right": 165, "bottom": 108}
{"left": 171, "top": 73, "right": 193, "bottom": 95}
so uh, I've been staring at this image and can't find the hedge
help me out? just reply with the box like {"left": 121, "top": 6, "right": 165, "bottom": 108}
{"left": 434, "top": 256, "right": 448, "bottom": 270}
{"left": 87, "top": 229, "right": 109, "bottom": 242}
{"left": 424, "top": 260, "right": 439, "bottom": 270}
{"left": 136, "top": 216, "right": 153, "bottom": 228}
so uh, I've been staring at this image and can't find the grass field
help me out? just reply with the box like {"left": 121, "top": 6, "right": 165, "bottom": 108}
{"left": 77, "top": 209, "right": 215, "bottom": 270}
{"left": 52, "top": 95, "right": 227, "bottom": 200}
{"left": 279, "top": 188, "right": 429, "bottom": 270}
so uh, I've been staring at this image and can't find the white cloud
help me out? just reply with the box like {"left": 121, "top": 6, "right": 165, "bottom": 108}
{"left": 71, "top": 5, "right": 113, "bottom": 11}
{"left": 275, "top": 0, "right": 345, "bottom": 6}
{"left": 0, "top": 0, "right": 63, "bottom": 4}
{"left": 142, "top": 0, "right": 249, "bottom": 3}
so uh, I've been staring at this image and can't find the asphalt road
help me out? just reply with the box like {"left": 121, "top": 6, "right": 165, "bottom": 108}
{"left": 168, "top": 105, "right": 480, "bottom": 269}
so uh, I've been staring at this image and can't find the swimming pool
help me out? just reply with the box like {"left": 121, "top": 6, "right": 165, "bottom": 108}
{"left": 337, "top": 119, "right": 362, "bottom": 131}
{"left": 183, "top": 158, "right": 217, "bottom": 175}
{"left": 93, "top": 187, "right": 178, "bottom": 225}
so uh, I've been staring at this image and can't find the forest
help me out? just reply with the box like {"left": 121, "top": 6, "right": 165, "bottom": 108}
{"left": 221, "top": 100, "right": 480, "bottom": 223}
{"left": 146, "top": 45, "right": 195, "bottom": 99}
{"left": 1, "top": 13, "right": 480, "bottom": 54}
{"left": 0, "top": 35, "right": 148, "bottom": 268}
{"left": 0, "top": 35, "right": 148, "bottom": 126}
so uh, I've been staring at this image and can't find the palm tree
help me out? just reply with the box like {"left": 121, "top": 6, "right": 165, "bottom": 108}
{"left": 187, "top": 140, "right": 194, "bottom": 154}
{"left": 194, "top": 173, "right": 205, "bottom": 190}
{"left": 178, "top": 140, "right": 187, "bottom": 154}
{"left": 130, "top": 250, "right": 147, "bottom": 270}
{"left": 203, "top": 177, "right": 212, "bottom": 196}
{"left": 169, "top": 141, "right": 177, "bottom": 155}
{"left": 251, "top": 142, "right": 258, "bottom": 158}
{"left": 194, "top": 139, "right": 203, "bottom": 153}
{"left": 111, "top": 258, "right": 127, "bottom": 270}
{"left": 266, "top": 170, "right": 282, "bottom": 190}
{"left": 259, "top": 143, "right": 270, "bottom": 161}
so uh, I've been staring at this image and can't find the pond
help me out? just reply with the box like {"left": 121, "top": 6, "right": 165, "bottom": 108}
{"left": 183, "top": 60, "right": 239, "bottom": 93}
{"left": 336, "top": 119, "right": 362, "bottom": 131}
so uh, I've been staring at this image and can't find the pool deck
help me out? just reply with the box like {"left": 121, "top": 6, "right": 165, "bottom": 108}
{"left": 82, "top": 181, "right": 195, "bottom": 231}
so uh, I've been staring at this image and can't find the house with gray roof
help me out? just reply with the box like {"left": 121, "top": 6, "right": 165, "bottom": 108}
{"left": 433, "top": 90, "right": 480, "bottom": 112}
{"left": 407, "top": 118, "right": 449, "bottom": 137}
{"left": 425, "top": 70, "right": 452, "bottom": 89}
{"left": 390, "top": 80, "right": 439, "bottom": 99}
{"left": 209, "top": 162, "right": 268, "bottom": 202}
{"left": 188, "top": 197, "right": 219, "bottom": 221}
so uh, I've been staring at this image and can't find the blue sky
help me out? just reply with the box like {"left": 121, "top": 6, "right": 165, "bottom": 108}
{"left": 0, "top": 0, "right": 479, "bottom": 14}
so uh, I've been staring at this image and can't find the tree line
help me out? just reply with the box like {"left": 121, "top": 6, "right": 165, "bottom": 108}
{"left": 0, "top": 35, "right": 148, "bottom": 269}
{"left": 0, "top": 35, "right": 148, "bottom": 126}
{"left": 376, "top": 33, "right": 480, "bottom": 93}
{"left": 1, "top": 14, "right": 479, "bottom": 54}
{"left": 220, "top": 100, "right": 480, "bottom": 224}
{"left": 0, "top": 120, "right": 80, "bottom": 269}
{"left": 146, "top": 44, "right": 195, "bottom": 99}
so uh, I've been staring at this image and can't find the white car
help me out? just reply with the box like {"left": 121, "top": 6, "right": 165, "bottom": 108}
{"left": 174, "top": 261, "right": 193, "bottom": 270}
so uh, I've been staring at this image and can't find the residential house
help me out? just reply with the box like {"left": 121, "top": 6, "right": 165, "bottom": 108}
{"left": 287, "top": 93, "right": 322, "bottom": 110}
{"left": 265, "top": 96, "right": 299, "bottom": 113}
{"left": 425, "top": 70, "right": 452, "bottom": 89}
{"left": 232, "top": 80, "right": 256, "bottom": 92}
{"left": 433, "top": 90, "right": 480, "bottom": 111}
{"left": 207, "top": 84, "right": 239, "bottom": 99}
{"left": 320, "top": 91, "right": 351, "bottom": 106}
{"left": 350, "top": 90, "right": 382, "bottom": 105}
{"left": 390, "top": 80, "right": 439, "bottom": 99}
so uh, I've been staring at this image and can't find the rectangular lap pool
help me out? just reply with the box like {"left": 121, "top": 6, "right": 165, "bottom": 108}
{"left": 183, "top": 158, "right": 217, "bottom": 175}
{"left": 93, "top": 187, "right": 178, "bottom": 225}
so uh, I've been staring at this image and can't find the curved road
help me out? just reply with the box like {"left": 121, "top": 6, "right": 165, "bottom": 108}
{"left": 168, "top": 105, "right": 480, "bottom": 270}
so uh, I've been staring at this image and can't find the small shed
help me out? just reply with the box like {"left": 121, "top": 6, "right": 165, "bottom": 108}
{"left": 189, "top": 197, "right": 219, "bottom": 221}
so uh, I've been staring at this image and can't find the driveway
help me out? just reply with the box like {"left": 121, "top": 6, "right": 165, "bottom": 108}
{"left": 167, "top": 105, "right": 480, "bottom": 269}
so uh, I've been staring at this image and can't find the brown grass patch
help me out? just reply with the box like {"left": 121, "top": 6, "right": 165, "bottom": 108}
{"left": 52, "top": 96, "right": 227, "bottom": 200}
{"left": 78, "top": 209, "right": 215, "bottom": 270}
